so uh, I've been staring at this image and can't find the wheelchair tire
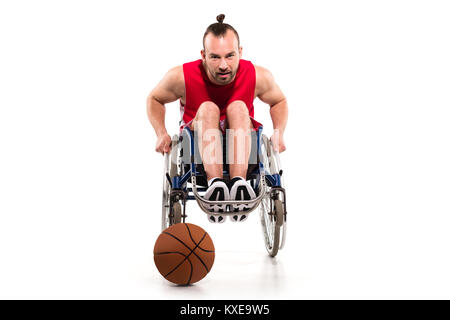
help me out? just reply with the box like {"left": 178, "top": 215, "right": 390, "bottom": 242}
{"left": 161, "top": 135, "right": 180, "bottom": 231}
{"left": 260, "top": 197, "right": 283, "bottom": 257}
{"left": 259, "top": 135, "right": 287, "bottom": 257}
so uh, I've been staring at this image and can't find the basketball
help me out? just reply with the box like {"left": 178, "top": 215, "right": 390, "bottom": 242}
{"left": 153, "top": 223, "right": 215, "bottom": 285}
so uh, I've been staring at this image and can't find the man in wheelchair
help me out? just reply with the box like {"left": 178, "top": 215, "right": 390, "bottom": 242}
{"left": 147, "top": 14, "right": 288, "bottom": 223}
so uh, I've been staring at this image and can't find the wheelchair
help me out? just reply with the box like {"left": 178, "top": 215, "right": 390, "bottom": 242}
{"left": 161, "top": 125, "right": 287, "bottom": 257}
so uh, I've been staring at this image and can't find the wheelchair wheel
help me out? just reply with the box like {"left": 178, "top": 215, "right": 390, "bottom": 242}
{"left": 259, "top": 135, "right": 287, "bottom": 257}
{"left": 161, "top": 134, "right": 182, "bottom": 231}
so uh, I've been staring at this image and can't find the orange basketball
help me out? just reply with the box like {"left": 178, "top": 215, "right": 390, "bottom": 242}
{"left": 153, "top": 223, "right": 215, "bottom": 285}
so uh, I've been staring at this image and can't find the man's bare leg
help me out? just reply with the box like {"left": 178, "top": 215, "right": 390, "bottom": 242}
{"left": 192, "top": 101, "right": 229, "bottom": 223}
{"left": 226, "top": 100, "right": 255, "bottom": 221}
{"left": 191, "top": 101, "right": 223, "bottom": 181}
{"left": 226, "top": 100, "right": 252, "bottom": 179}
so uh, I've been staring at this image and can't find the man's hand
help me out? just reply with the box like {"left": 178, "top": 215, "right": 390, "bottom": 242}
{"left": 155, "top": 133, "right": 172, "bottom": 154}
{"left": 270, "top": 132, "right": 286, "bottom": 153}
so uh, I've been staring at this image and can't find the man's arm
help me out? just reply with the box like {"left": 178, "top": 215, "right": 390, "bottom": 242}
{"left": 255, "top": 65, "right": 288, "bottom": 152}
{"left": 146, "top": 65, "right": 184, "bottom": 153}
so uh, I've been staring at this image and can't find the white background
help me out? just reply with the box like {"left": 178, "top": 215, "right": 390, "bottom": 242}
{"left": 0, "top": 0, "right": 449, "bottom": 299}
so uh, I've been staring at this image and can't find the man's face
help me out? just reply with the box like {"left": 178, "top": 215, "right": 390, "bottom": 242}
{"left": 201, "top": 30, "right": 242, "bottom": 85}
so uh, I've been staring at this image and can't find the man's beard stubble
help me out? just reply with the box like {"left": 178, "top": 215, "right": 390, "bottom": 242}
{"left": 204, "top": 62, "right": 237, "bottom": 85}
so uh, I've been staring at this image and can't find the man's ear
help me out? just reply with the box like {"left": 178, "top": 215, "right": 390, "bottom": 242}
{"left": 200, "top": 49, "right": 206, "bottom": 61}
{"left": 239, "top": 46, "right": 243, "bottom": 58}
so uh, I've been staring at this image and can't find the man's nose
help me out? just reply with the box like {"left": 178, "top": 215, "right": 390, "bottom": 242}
{"left": 219, "top": 58, "right": 228, "bottom": 70}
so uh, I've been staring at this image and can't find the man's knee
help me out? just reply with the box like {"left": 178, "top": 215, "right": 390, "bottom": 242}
{"left": 192, "top": 101, "right": 221, "bottom": 131}
{"left": 197, "top": 101, "right": 220, "bottom": 120}
{"left": 226, "top": 100, "right": 249, "bottom": 118}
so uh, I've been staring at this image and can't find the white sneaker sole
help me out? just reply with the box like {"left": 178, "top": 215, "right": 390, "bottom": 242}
{"left": 229, "top": 179, "right": 256, "bottom": 223}
{"left": 204, "top": 181, "right": 229, "bottom": 223}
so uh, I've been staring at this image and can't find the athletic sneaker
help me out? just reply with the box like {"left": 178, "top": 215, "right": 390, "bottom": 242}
{"left": 204, "top": 178, "right": 229, "bottom": 223}
{"left": 229, "top": 176, "right": 256, "bottom": 222}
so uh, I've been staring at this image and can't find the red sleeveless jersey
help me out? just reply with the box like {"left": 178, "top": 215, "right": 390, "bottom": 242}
{"left": 180, "top": 59, "right": 260, "bottom": 130}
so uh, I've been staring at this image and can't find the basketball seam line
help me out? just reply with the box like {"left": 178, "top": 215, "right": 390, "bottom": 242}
{"left": 184, "top": 225, "right": 213, "bottom": 273}
{"left": 155, "top": 251, "right": 187, "bottom": 257}
{"left": 163, "top": 230, "right": 206, "bottom": 268}
{"left": 157, "top": 250, "right": 193, "bottom": 284}
{"left": 162, "top": 232, "right": 204, "bottom": 285}
{"left": 161, "top": 231, "right": 208, "bottom": 283}
{"left": 163, "top": 228, "right": 212, "bottom": 273}
{"left": 184, "top": 224, "right": 214, "bottom": 252}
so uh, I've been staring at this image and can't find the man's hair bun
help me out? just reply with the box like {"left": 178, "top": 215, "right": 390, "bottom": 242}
{"left": 203, "top": 14, "right": 240, "bottom": 49}
{"left": 216, "top": 14, "right": 225, "bottom": 23}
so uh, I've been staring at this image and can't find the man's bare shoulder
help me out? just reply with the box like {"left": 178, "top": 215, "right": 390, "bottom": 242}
{"left": 167, "top": 65, "right": 185, "bottom": 93}
{"left": 253, "top": 64, "right": 286, "bottom": 106}
{"left": 150, "top": 65, "right": 185, "bottom": 104}
{"left": 254, "top": 65, "right": 275, "bottom": 97}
